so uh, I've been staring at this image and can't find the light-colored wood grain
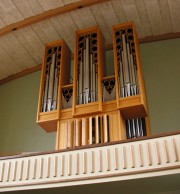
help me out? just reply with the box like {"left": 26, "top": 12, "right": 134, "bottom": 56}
{"left": 168, "top": 0, "right": 180, "bottom": 32}
{"left": 144, "top": 0, "right": 164, "bottom": 35}
{"left": 121, "top": 0, "right": 144, "bottom": 37}
{"left": 82, "top": 118, "right": 89, "bottom": 146}
{"left": 13, "top": 26, "right": 44, "bottom": 64}
{"left": 13, "top": 0, "right": 43, "bottom": 18}
{"left": 134, "top": 0, "right": 152, "bottom": 37}
{"left": 0, "top": 0, "right": 23, "bottom": 25}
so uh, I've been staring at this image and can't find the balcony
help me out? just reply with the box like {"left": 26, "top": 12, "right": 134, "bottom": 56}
{"left": 0, "top": 131, "right": 179, "bottom": 192}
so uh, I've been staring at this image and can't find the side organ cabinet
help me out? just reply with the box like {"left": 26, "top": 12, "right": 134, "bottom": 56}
{"left": 112, "top": 22, "right": 150, "bottom": 138}
{"left": 37, "top": 40, "right": 71, "bottom": 132}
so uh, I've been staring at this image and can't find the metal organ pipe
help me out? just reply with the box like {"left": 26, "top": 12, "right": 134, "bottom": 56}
{"left": 77, "top": 34, "right": 98, "bottom": 105}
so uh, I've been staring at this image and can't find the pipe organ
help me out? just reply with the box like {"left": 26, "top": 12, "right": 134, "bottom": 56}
{"left": 37, "top": 22, "right": 151, "bottom": 150}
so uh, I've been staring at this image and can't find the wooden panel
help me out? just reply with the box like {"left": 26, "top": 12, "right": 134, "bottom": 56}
{"left": 0, "top": 0, "right": 23, "bottom": 25}
{"left": 31, "top": 20, "right": 61, "bottom": 44}
{"left": 111, "top": 0, "right": 127, "bottom": 23}
{"left": 168, "top": 0, "right": 180, "bottom": 32}
{"left": 13, "top": 0, "right": 43, "bottom": 18}
{"left": 59, "top": 122, "right": 68, "bottom": 149}
{"left": 37, "top": 0, "right": 64, "bottom": 11}
{"left": 134, "top": 0, "right": 152, "bottom": 37}
{"left": 158, "top": 0, "right": 173, "bottom": 33}
{"left": 13, "top": 26, "right": 44, "bottom": 64}
{"left": 0, "top": 33, "right": 36, "bottom": 69}
{"left": 89, "top": 5, "right": 111, "bottom": 44}
{"left": 72, "top": 7, "right": 97, "bottom": 29}
{"left": 50, "top": 16, "right": 73, "bottom": 51}
{"left": 98, "top": 2, "right": 118, "bottom": 43}
{"left": 121, "top": 0, "right": 144, "bottom": 38}
{"left": 0, "top": 18, "right": 6, "bottom": 28}
{"left": 144, "top": 0, "right": 164, "bottom": 35}
{"left": 82, "top": 118, "right": 89, "bottom": 145}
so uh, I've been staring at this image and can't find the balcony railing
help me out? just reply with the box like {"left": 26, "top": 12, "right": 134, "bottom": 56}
{"left": 0, "top": 131, "right": 180, "bottom": 192}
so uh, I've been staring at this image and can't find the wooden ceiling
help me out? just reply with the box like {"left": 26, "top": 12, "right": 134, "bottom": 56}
{"left": 0, "top": 0, "right": 180, "bottom": 84}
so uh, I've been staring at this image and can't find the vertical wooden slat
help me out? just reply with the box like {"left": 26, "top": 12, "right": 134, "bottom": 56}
{"left": 103, "top": 114, "right": 108, "bottom": 143}
{"left": 82, "top": 118, "right": 89, "bottom": 145}
{"left": 163, "top": 140, "right": 169, "bottom": 163}
{"left": 13, "top": 161, "right": 18, "bottom": 181}
{"left": 122, "top": 146, "right": 127, "bottom": 169}
{"left": 7, "top": 162, "right": 11, "bottom": 182}
{"left": 63, "top": 122, "right": 68, "bottom": 149}
{"left": 95, "top": 116, "right": 99, "bottom": 143}
{"left": 109, "top": 114, "right": 113, "bottom": 141}
{"left": 68, "top": 154, "right": 72, "bottom": 176}
{"left": 60, "top": 155, "right": 65, "bottom": 176}
{"left": 172, "top": 138, "right": 179, "bottom": 162}
{"left": 130, "top": 145, "right": 135, "bottom": 168}
{"left": 19, "top": 160, "right": 24, "bottom": 181}
{"left": 154, "top": 142, "right": 161, "bottom": 165}
{"left": 40, "top": 158, "right": 44, "bottom": 179}
{"left": 47, "top": 157, "right": 51, "bottom": 178}
{"left": 89, "top": 117, "right": 93, "bottom": 144}
{"left": 54, "top": 156, "right": 58, "bottom": 177}
{"left": 56, "top": 121, "right": 60, "bottom": 150}
{"left": 114, "top": 147, "right": 119, "bottom": 170}
{"left": 106, "top": 149, "right": 111, "bottom": 171}
{"left": 67, "top": 120, "right": 74, "bottom": 148}
{"left": 75, "top": 119, "right": 82, "bottom": 147}
{"left": 100, "top": 116, "right": 104, "bottom": 143}
{"left": 83, "top": 152, "right": 87, "bottom": 174}
{"left": 138, "top": 144, "right": 143, "bottom": 167}
{"left": 91, "top": 151, "right": 95, "bottom": 173}
{"left": 0, "top": 162, "right": 5, "bottom": 182}
{"left": 98, "top": 150, "right": 103, "bottom": 172}
{"left": 76, "top": 153, "right": 79, "bottom": 175}
{"left": 146, "top": 143, "right": 152, "bottom": 166}
{"left": 33, "top": 159, "right": 37, "bottom": 179}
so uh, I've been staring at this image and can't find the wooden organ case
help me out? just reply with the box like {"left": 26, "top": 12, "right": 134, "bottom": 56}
{"left": 37, "top": 23, "right": 151, "bottom": 150}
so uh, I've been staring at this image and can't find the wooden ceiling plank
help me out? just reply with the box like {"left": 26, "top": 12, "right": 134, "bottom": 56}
{"left": 0, "top": 0, "right": 24, "bottom": 25}
{"left": 50, "top": 17, "right": 73, "bottom": 51}
{"left": 111, "top": 0, "right": 127, "bottom": 23}
{"left": 168, "top": 0, "right": 180, "bottom": 32}
{"left": 13, "top": 26, "right": 44, "bottom": 64}
{"left": 89, "top": 4, "right": 112, "bottom": 44}
{"left": 99, "top": 2, "right": 119, "bottom": 26}
{"left": 121, "top": 0, "right": 144, "bottom": 38}
{"left": 55, "top": 13, "right": 79, "bottom": 50}
{"left": 70, "top": 10, "right": 87, "bottom": 29}
{"left": 75, "top": 7, "right": 97, "bottom": 28}
{"left": 0, "top": 45, "right": 21, "bottom": 74}
{"left": 0, "top": 0, "right": 110, "bottom": 37}
{"left": 31, "top": 20, "right": 61, "bottom": 44}
{"left": 143, "top": 0, "right": 164, "bottom": 35}
{"left": 158, "top": 0, "right": 173, "bottom": 33}
{"left": 37, "top": 0, "right": 64, "bottom": 11}
{"left": 0, "top": 18, "right": 6, "bottom": 28}
{"left": 12, "top": 0, "right": 43, "bottom": 18}
{"left": 98, "top": 2, "right": 119, "bottom": 43}
{"left": 0, "top": 33, "right": 37, "bottom": 69}
{"left": 134, "top": 0, "right": 152, "bottom": 37}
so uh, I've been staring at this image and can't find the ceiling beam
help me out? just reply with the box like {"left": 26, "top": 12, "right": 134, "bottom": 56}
{"left": 0, "top": 0, "right": 110, "bottom": 37}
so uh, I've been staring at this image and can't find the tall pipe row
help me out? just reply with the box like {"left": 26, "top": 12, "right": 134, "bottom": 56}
{"left": 77, "top": 33, "right": 98, "bottom": 105}
{"left": 41, "top": 46, "right": 61, "bottom": 112}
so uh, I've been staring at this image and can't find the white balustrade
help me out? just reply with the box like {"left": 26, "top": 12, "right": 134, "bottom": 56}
{"left": 0, "top": 134, "right": 179, "bottom": 191}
